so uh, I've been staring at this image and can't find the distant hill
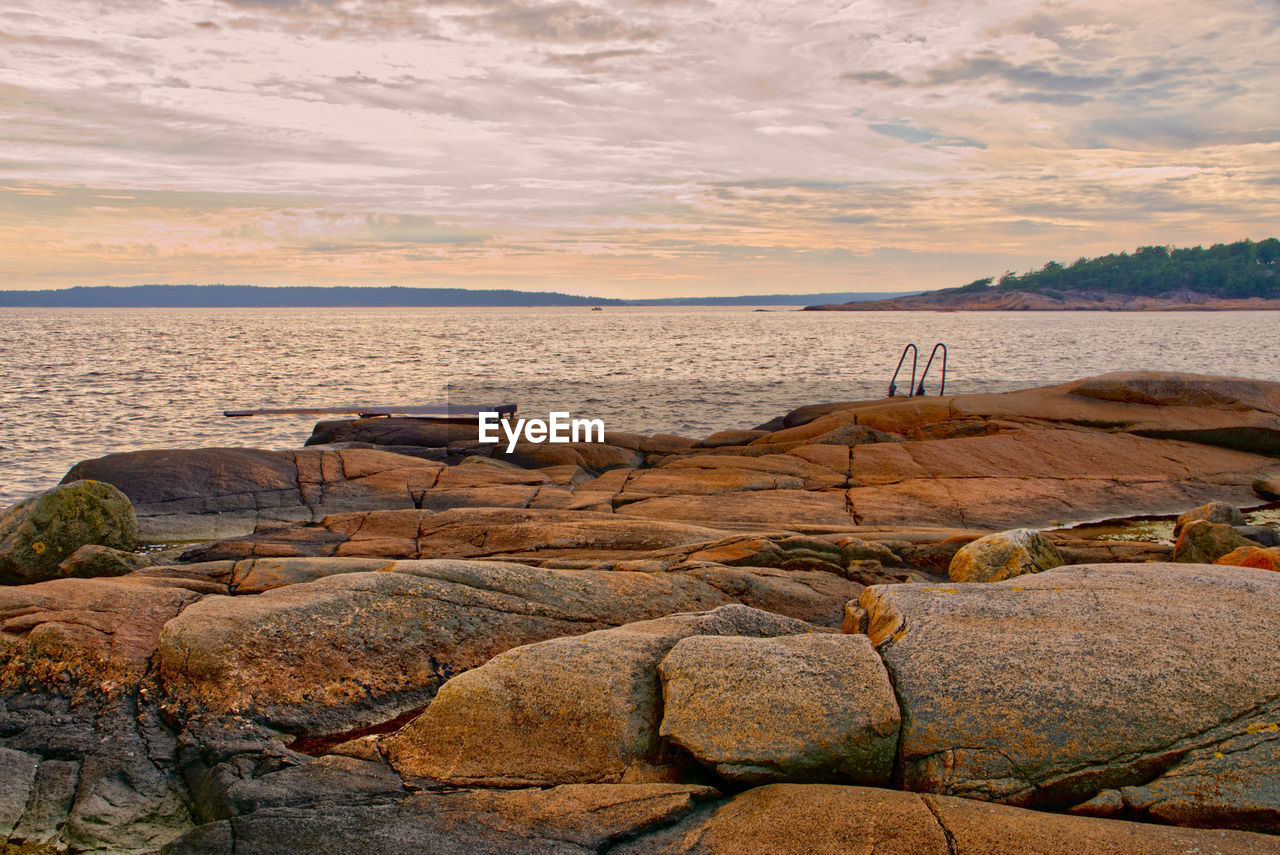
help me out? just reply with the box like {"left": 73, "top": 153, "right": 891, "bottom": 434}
{"left": 807, "top": 238, "right": 1280, "bottom": 311}
{"left": 0, "top": 284, "right": 915, "bottom": 308}
{"left": 0, "top": 285, "right": 622, "bottom": 308}
{"left": 628, "top": 291, "right": 916, "bottom": 306}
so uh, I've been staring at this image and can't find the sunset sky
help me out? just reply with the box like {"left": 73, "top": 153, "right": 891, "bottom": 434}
{"left": 2, "top": 0, "right": 1277, "bottom": 297}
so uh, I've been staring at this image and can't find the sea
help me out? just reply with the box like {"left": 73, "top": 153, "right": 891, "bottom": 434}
{"left": 3, "top": 307, "right": 1278, "bottom": 507}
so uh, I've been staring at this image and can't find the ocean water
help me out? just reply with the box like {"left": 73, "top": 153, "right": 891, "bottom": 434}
{"left": 2, "top": 306, "right": 1278, "bottom": 506}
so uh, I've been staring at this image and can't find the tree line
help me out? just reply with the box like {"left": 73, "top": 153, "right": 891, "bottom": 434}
{"left": 953, "top": 238, "right": 1280, "bottom": 299}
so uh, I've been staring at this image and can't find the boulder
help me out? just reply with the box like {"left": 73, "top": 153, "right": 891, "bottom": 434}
{"left": 614, "top": 783, "right": 1280, "bottom": 855}
{"left": 657, "top": 634, "right": 899, "bottom": 785}
{"left": 1234, "top": 524, "right": 1280, "bottom": 546}
{"left": 156, "top": 563, "right": 853, "bottom": 736}
{"left": 1214, "top": 545, "right": 1280, "bottom": 572}
{"left": 857, "top": 563, "right": 1280, "bottom": 830}
{"left": 947, "top": 528, "right": 1063, "bottom": 583}
{"left": 1172, "top": 519, "right": 1257, "bottom": 563}
{"left": 1255, "top": 473, "right": 1280, "bottom": 500}
{"left": 1173, "top": 501, "right": 1246, "bottom": 535}
{"left": 57, "top": 544, "right": 152, "bottom": 579}
{"left": 0, "top": 481, "right": 138, "bottom": 585}
{"left": 383, "top": 605, "right": 818, "bottom": 787}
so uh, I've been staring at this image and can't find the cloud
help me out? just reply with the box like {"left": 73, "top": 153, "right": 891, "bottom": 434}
{"left": 869, "top": 120, "right": 985, "bottom": 149}
{"left": 840, "top": 70, "right": 908, "bottom": 87}
{"left": 923, "top": 51, "right": 1110, "bottom": 92}
{"left": 546, "top": 48, "right": 647, "bottom": 66}
{"left": 0, "top": 0, "right": 1278, "bottom": 295}
{"left": 364, "top": 214, "right": 487, "bottom": 245}
{"left": 476, "top": 1, "right": 660, "bottom": 42}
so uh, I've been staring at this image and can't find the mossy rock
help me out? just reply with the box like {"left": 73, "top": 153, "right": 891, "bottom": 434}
{"left": 948, "top": 528, "right": 1064, "bottom": 583}
{"left": 0, "top": 480, "right": 139, "bottom": 584}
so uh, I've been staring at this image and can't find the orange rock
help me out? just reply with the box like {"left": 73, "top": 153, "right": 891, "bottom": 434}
{"left": 1214, "top": 545, "right": 1280, "bottom": 571}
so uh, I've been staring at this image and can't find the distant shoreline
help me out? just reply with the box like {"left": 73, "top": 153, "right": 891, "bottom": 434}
{"left": 0, "top": 284, "right": 917, "bottom": 308}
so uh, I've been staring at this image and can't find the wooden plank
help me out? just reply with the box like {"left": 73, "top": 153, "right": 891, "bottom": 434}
{"left": 224, "top": 403, "right": 517, "bottom": 418}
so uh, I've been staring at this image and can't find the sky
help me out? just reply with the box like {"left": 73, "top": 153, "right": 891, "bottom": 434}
{"left": 1, "top": 0, "right": 1277, "bottom": 297}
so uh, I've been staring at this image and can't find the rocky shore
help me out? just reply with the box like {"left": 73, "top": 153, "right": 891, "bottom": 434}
{"left": 2, "top": 370, "right": 1279, "bottom": 853}
{"left": 806, "top": 290, "right": 1280, "bottom": 311}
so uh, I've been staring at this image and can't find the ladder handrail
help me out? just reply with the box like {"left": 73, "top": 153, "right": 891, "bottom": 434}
{"left": 888, "top": 344, "right": 917, "bottom": 398}
{"left": 917, "top": 343, "right": 946, "bottom": 396}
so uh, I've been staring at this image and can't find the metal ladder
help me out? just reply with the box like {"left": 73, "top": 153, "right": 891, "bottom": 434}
{"left": 888, "top": 343, "right": 946, "bottom": 397}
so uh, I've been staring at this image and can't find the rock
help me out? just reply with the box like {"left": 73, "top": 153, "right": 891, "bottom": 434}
{"left": 156, "top": 562, "right": 854, "bottom": 736}
{"left": 656, "top": 634, "right": 899, "bottom": 785}
{"left": 8, "top": 758, "right": 81, "bottom": 852}
{"left": 697, "top": 429, "right": 769, "bottom": 448}
{"left": 306, "top": 417, "right": 479, "bottom": 448}
{"left": 1255, "top": 473, "right": 1280, "bottom": 500}
{"left": 640, "top": 434, "right": 697, "bottom": 453}
{"left": 687, "top": 535, "right": 843, "bottom": 574}
{"left": 844, "top": 428, "right": 1270, "bottom": 529}
{"left": 54, "top": 371, "right": 1280, "bottom": 544}
{"left": 617, "top": 490, "right": 855, "bottom": 528}
{"left": 1214, "top": 545, "right": 1280, "bottom": 571}
{"left": 0, "top": 480, "right": 138, "bottom": 585}
{"left": 3, "top": 698, "right": 195, "bottom": 853}
{"left": 804, "top": 423, "right": 901, "bottom": 447}
{"left": 1098, "top": 711, "right": 1280, "bottom": 833}
{"left": 671, "top": 563, "right": 865, "bottom": 628}
{"left": 0, "top": 747, "right": 40, "bottom": 839}
{"left": 382, "top": 605, "right": 818, "bottom": 787}
{"left": 857, "top": 563, "right": 1280, "bottom": 830}
{"left": 947, "top": 528, "right": 1063, "bottom": 583}
{"left": 498, "top": 441, "right": 644, "bottom": 472}
{"left": 63, "top": 447, "right": 443, "bottom": 541}
{"left": 1066, "top": 371, "right": 1280, "bottom": 414}
{"left": 57, "top": 544, "right": 152, "bottom": 579}
{"left": 1234, "top": 524, "right": 1280, "bottom": 546}
{"left": 227, "top": 556, "right": 396, "bottom": 594}
{"left": 614, "top": 783, "right": 1280, "bottom": 855}
{"left": 1174, "top": 501, "right": 1246, "bottom": 535}
{"left": 183, "top": 508, "right": 731, "bottom": 563}
{"left": 0, "top": 575, "right": 203, "bottom": 692}
{"left": 1172, "top": 519, "right": 1257, "bottom": 563}
{"left": 163, "top": 784, "right": 717, "bottom": 855}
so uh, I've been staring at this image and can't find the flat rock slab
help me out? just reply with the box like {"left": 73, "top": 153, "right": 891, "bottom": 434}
{"left": 185, "top": 507, "right": 731, "bottom": 562}
{"left": 857, "top": 562, "right": 1280, "bottom": 830}
{"left": 64, "top": 447, "right": 446, "bottom": 541}
{"left": 658, "top": 634, "right": 899, "bottom": 785}
{"left": 383, "top": 605, "right": 818, "bottom": 787}
{"left": 162, "top": 783, "right": 717, "bottom": 855}
{"left": 613, "top": 783, "right": 1280, "bottom": 855}
{"left": 62, "top": 371, "right": 1280, "bottom": 544}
